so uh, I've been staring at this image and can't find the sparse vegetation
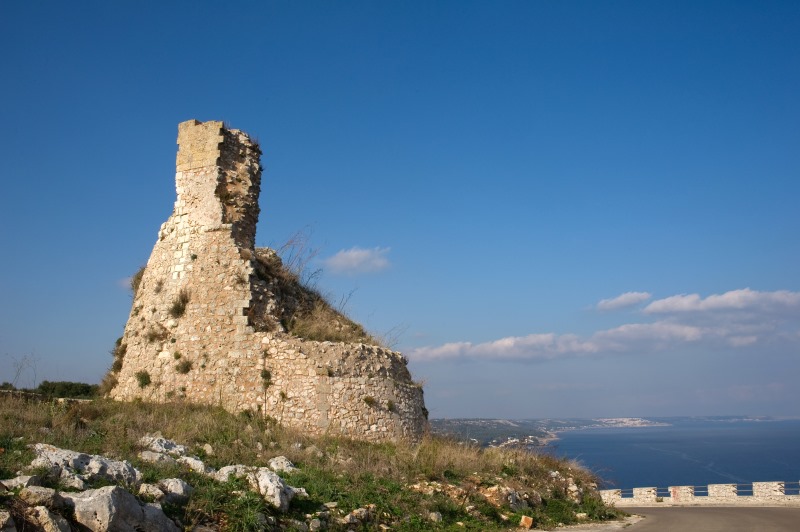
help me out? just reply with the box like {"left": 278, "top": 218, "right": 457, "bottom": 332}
{"left": 145, "top": 324, "right": 169, "bottom": 343}
{"left": 130, "top": 265, "right": 146, "bottom": 297}
{"left": 176, "top": 360, "right": 193, "bottom": 374}
{"left": 169, "top": 289, "right": 191, "bottom": 318}
{"left": 251, "top": 234, "right": 380, "bottom": 345}
{"left": 260, "top": 369, "right": 272, "bottom": 389}
{"left": 363, "top": 396, "right": 376, "bottom": 407}
{"left": 0, "top": 396, "right": 623, "bottom": 530}
{"left": 135, "top": 370, "right": 151, "bottom": 388}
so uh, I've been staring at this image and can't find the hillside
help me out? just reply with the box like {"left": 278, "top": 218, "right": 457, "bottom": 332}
{"left": 0, "top": 395, "right": 624, "bottom": 530}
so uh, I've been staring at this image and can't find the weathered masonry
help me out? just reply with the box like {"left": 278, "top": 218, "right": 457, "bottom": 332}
{"left": 109, "top": 120, "right": 427, "bottom": 442}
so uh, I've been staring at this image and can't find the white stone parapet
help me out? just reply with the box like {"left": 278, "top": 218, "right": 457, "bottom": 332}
{"left": 600, "top": 481, "right": 800, "bottom": 506}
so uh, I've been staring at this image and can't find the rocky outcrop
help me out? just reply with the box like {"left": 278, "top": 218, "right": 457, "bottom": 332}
{"left": 108, "top": 119, "right": 427, "bottom": 442}
{"left": 1, "top": 438, "right": 311, "bottom": 530}
{"left": 62, "top": 486, "right": 180, "bottom": 532}
{"left": 31, "top": 443, "right": 141, "bottom": 488}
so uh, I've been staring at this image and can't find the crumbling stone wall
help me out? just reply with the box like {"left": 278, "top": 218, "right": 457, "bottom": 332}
{"left": 109, "top": 120, "right": 427, "bottom": 442}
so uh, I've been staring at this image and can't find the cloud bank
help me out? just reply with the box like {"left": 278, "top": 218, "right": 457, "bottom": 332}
{"left": 597, "top": 291, "right": 652, "bottom": 310}
{"left": 322, "top": 246, "right": 391, "bottom": 275}
{"left": 409, "top": 288, "right": 800, "bottom": 362}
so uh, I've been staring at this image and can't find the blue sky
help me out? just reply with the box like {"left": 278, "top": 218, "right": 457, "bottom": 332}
{"left": 1, "top": 1, "right": 798, "bottom": 418}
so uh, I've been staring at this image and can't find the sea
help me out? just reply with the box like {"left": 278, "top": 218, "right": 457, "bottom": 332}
{"left": 543, "top": 418, "right": 800, "bottom": 491}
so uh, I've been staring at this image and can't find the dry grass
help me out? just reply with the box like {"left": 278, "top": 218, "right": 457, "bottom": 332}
{"left": 0, "top": 396, "right": 621, "bottom": 530}
{"left": 288, "top": 297, "right": 376, "bottom": 344}
{"left": 169, "top": 289, "right": 191, "bottom": 318}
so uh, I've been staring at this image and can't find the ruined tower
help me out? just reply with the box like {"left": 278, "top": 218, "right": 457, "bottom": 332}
{"left": 109, "top": 120, "right": 427, "bottom": 442}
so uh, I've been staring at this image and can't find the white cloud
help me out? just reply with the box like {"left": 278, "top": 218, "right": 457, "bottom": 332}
{"left": 644, "top": 288, "right": 800, "bottom": 314}
{"left": 408, "top": 288, "right": 800, "bottom": 362}
{"left": 322, "top": 246, "right": 391, "bottom": 275}
{"left": 597, "top": 291, "right": 652, "bottom": 311}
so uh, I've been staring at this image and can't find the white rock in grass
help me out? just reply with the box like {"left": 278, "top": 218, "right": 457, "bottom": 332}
{"left": 61, "top": 485, "right": 179, "bottom": 532}
{"left": 138, "top": 435, "right": 187, "bottom": 457}
{"left": 177, "top": 455, "right": 213, "bottom": 475}
{"left": 211, "top": 465, "right": 303, "bottom": 512}
{"left": 138, "top": 483, "right": 165, "bottom": 501}
{"left": 158, "top": 478, "right": 193, "bottom": 505}
{"left": 138, "top": 450, "right": 176, "bottom": 465}
{"left": 31, "top": 444, "right": 141, "bottom": 486}
{"left": 267, "top": 456, "right": 297, "bottom": 474}
{"left": 1, "top": 475, "right": 41, "bottom": 490}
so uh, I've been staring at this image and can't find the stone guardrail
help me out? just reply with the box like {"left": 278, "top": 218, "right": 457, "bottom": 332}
{"left": 600, "top": 482, "right": 800, "bottom": 506}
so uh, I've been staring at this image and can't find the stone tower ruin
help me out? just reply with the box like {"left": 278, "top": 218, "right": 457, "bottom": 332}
{"left": 109, "top": 120, "right": 427, "bottom": 442}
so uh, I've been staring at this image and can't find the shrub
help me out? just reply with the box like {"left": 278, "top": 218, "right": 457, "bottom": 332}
{"left": 145, "top": 325, "right": 168, "bottom": 343}
{"left": 169, "top": 289, "right": 191, "bottom": 318}
{"left": 363, "top": 396, "right": 376, "bottom": 407}
{"left": 35, "top": 381, "right": 98, "bottom": 399}
{"left": 135, "top": 371, "right": 151, "bottom": 388}
{"left": 176, "top": 360, "right": 193, "bottom": 374}
{"left": 130, "top": 266, "right": 146, "bottom": 296}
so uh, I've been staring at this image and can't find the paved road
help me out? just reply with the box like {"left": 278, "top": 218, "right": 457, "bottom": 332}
{"left": 624, "top": 506, "right": 800, "bottom": 531}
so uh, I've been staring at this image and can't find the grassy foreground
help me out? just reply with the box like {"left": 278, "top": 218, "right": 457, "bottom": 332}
{"left": 0, "top": 395, "right": 622, "bottom": 530}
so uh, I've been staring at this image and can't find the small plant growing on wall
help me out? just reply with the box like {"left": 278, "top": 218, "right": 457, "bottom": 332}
{"left": 176, "top": 360, "right": 193, "bottom": 374}
{"left": 173, "top": 352, "right": 182, "bottom": 360}
{"left": 154, "top": 280, "right": 164, "bottom": 294}
{"left": 169, "top": 289, "right": 191, "bottom": 318}
{"left": 130, "top": 266, "right": 146, "bottom": 296}
{"left": 135, "top": 371, "right": 151, "bottom": 388}
{"left": 261, "top": 369, "right": 272, "bottom": 389}
{"left": 386, "top": 400, "right": 395, "bottom": 412}
{"left": 145, "top": 325, "right": 168, "bottom": 343}
{"left": 363, "top": 396, "right": 376, "bottom": 407}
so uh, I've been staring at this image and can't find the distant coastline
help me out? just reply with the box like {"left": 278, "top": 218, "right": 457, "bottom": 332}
{"left": 429, "top": 415, "right": 788, "bottom": 449}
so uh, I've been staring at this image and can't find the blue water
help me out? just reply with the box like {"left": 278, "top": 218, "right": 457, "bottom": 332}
{"left": 544, "top": 419, "right": 800, "bottom": 490}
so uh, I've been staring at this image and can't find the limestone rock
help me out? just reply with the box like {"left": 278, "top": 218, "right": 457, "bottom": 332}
{"left": 267, "top": 456, "right": 297, "bottom": 474}
{"left": 519, "top": 515, "right": 534, "bottom": 529}
{"left": 31, "top": 443, "right": 141, "bottom": 486}
{"left": 62, "top": 485, "right": 179, "bottom": 532}
{"left": 213, "top": 465, "right": 303, "bottom": 512}
{"left": 1, "top": 475, "right": 41, "bottom": 490}
{"left": 159, "top": 478, "right": 193, "bottom": 505}
{"left": 138, "top": 483, "right": 165, "bottom": 501}
{"left": 567, "top": 478, "right": 583, "bottom": 503}
{"left": 138, "top": 450, "right": 176, "bottom": 465}
{"left": 19, "top": 486, "right": 64, "bottom": 509}
{"left": 26, "top": 506, "right": 70, "bottom": 532}
{"left": 250, "top": 468, "right": 298, "bottom": 512}
{"left": 139, "top": 435, "right": 187, "bottom": 457}
{"left": 177, "top": 455, "right": 214, "bottom": 475}
{"left": 0, "top": 511, "right": 15, "bottom": 532}
{"left": 213, "top": 464, "right": 250, "bottom": 483}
